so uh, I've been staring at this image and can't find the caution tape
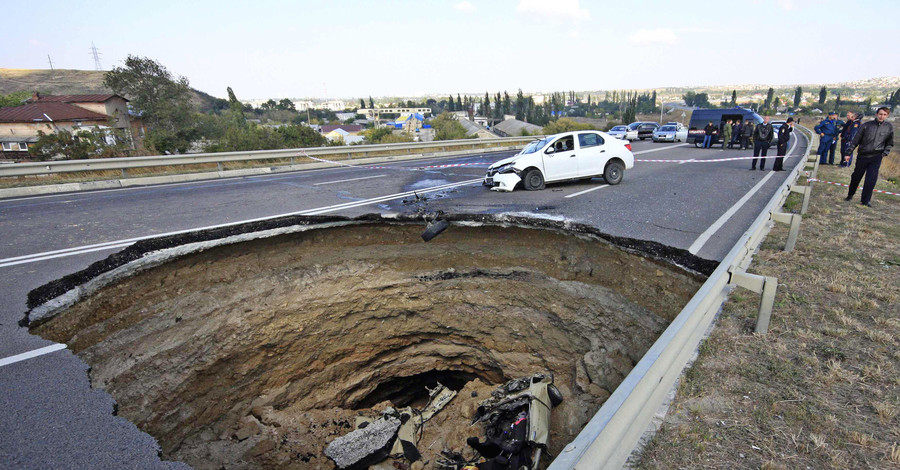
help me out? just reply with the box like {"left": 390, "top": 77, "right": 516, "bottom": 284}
{"left": 301, "top": 151, "right": 489, "bottom": 171}
{"left": 805, "top": 175, "right": 900, "bottom": 197}
{"left": 636, "top": 155, "right": 801, "bottom": 163}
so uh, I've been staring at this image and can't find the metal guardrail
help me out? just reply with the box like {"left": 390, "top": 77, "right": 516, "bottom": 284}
{"left": 0, "top": 137, "right": 539, "bottom": 178}
{"left": 548, "top": 126, "right": 815, "bottom": 470}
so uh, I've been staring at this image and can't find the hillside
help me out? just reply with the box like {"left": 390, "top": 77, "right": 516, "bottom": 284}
{"left": 0, "top": 68, "right": 220, "bottom": 111}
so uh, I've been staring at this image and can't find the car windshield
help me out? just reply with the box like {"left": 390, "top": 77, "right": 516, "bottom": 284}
{"left": 611, "top": 126, "right": 626, "bottom": 131}
{"left": 627, "top": 122, "right": 642, "bottom": 130}
{"left": 660, "top": 126, "right": 676, "bottom": 131}
{"left": 520, "top": 137, "right": 551, "bottom": 155}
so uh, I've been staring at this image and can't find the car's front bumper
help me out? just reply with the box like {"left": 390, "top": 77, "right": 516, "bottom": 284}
{"left": 484, "top": 172, "right": 521, "bottom": 192}
{"left": 653, "top": 134, "right": 676, "bottom": 141}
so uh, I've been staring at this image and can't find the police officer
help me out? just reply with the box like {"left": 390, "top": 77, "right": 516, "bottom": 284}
{"left": 839, "top": 111, "right": 862, "bottom": 167}
{"left": 814, "top": 112, "right": 840, "bottom": 164}
{"left": 845, "top": 107, "right": 894, "bottom": 207}
{"left": 773, "top": 117, "right": 793, "bottom": 171}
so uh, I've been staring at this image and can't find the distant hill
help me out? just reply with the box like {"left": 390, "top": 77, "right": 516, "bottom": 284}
{"left": 0, "top": 68, "right": 221, "bottom": 112}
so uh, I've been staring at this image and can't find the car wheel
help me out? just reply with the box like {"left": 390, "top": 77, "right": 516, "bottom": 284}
{"left": 604, "top": 161, "right": 625, "bottom": 185}
{"left": 548, "top": 384, "right": 564, "bottom": 407}
{"left": 694, "top": 142, "right": 702, "bottom": 148}
{"left": 522, "top": 168, "right": 545, "bottom": 191}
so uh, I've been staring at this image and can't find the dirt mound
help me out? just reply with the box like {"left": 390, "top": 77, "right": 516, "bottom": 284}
{"left": 30, "top": 222, "right": 704, "bottom": 469}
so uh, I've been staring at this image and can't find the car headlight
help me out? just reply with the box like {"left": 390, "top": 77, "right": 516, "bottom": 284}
{"left": 488, "top": 162, "right": 517, "bottom": 176}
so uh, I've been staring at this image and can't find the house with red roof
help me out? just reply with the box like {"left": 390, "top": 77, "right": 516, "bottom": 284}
{"left": 0, "top": 92, "right": 143, "bottom": 159}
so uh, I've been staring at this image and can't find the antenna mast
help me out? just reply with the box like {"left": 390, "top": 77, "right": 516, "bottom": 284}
{"left": 47, "top": 55, "right": 54, "bottom": 71}
{"left": 90, "top": 42, "right": 103, "bottom": 70}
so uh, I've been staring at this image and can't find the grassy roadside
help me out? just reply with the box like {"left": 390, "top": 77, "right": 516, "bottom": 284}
{"left": 635, "top": 162, "right": 900, "bottom": 469}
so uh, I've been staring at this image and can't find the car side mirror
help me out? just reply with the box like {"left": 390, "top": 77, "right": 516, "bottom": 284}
{"left": 545, "top": 147, "right": 556, "bottom": 154}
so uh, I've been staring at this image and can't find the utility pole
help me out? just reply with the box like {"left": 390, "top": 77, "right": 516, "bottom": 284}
{"left": 47, "top": 55, "right": 54, "bottom": 71}
{"left": 90, "top": 42, "right": 102, "bottom": 70}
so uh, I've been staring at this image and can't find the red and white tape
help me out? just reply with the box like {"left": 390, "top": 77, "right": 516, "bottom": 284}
{"left": 806, "top": 174, "right": 900, "bottom": 197}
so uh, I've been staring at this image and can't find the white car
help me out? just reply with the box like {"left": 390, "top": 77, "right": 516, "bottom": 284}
{"left": 652, "top": 124, "right": 689, "bottom": 142}
{"left": 483, "top": 131, "right": 634, "bottom": 192}
{"left": 607, "top": 125, "right": 630, "bottom": 140}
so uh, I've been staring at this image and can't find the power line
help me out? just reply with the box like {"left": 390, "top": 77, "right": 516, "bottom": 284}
{"left": 90, "top": 42, "right": 102, "bottom": 70}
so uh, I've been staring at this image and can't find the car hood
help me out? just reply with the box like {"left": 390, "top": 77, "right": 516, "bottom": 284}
{"left": 488, "top": 154, "right": 520, "bottom": 169}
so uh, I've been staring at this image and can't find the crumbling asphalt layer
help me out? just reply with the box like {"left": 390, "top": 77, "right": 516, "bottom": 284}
{"left": 23, "top": 212, "right": 717, "bottom": 326}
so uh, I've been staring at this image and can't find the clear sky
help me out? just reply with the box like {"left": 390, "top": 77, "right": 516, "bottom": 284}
{"left": 3, "top": 0, "right": 899, "bottom": 100}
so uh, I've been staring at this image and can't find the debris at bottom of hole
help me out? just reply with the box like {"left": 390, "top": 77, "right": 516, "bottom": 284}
{"left": 324, "top": 416, "right": 401, "bottom": 470}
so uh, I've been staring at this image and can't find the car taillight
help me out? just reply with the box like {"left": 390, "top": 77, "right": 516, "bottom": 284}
{"left": 625, "top": 143, "right": 632, "bottom": 151}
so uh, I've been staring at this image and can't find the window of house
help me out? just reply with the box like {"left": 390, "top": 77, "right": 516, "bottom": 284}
{"left": 2, "top": 142, "right": 27, "bottom": 151}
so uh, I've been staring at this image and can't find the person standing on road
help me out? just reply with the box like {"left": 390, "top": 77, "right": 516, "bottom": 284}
{"left": 731, "top": 120, "right": 742, "bottom": 148}
{"left": 773, "top": 117, "right": 794, "bottom": 171}
{"left": 721, "top": 120, "right": 732, "bottom": 150}
{"left": 751, "top": 116, "right": 775, "bottom": 170}
{"left": 814, "top": 111, "right": 840, "bottom": 164}
{"left": 740, "top": 119, "right": 754, "bottom": 149}
{"left": 845, "top": 107, "right": 894, "bottom": 207}
{"left": 839, "top": 111, "right": 862, "bottom": 167}
{"left": 703, "top": 121, "right": 716, "bottom": 148}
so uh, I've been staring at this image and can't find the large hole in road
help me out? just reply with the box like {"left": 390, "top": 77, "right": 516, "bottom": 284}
{"left": 27, "top": 218, "right": 708, "bottom": 469}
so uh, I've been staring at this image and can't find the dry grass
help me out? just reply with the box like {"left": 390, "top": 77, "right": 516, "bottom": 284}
{"left": 636, "top": 163, "right": 900, "bottom": 469}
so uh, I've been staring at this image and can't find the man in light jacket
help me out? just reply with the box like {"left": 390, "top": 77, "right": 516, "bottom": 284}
{"left": 845, "top": 107, "right": 894, "bottom": 207}
{"left": 751, "top": 116, "right": 775, "bottom": 170}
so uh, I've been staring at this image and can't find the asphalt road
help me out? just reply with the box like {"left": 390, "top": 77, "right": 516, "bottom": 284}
{"left": 0, "top": 133, "right": 808, "bottom": 469}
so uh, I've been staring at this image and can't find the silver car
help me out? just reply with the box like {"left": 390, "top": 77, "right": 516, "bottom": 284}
{"left": 652, "top": 124, "right": 688, "bottom": 142}
{"left": 607, "top": 125, "right": 629, "bottom": 140}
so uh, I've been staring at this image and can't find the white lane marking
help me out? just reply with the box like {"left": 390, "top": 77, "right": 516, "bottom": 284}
{"left": 0, "top": 344, "right": 67, "bottom": 368}
{"left": 687, "top": 136, "right": 800, "bottom": 255}
{"left": 632, "top": 144, "right": 689, "bottom": 155}
{"left": 0, "top": 178, "right": 482, "bottom": 268}
{"left": 565, "top": 184, "right": 610, "bottom": 198}
{"left": 313, "top": 174, "right": 387, "bottom": 186}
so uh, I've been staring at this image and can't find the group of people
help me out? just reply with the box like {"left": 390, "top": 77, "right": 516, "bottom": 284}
{"left": 814, "top": 111, "right": 864, "bottom": 167}
{"left": 701, "top": 117, "right": 794, "bottom": 171}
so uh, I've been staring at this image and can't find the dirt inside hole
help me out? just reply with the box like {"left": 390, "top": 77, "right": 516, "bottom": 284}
{"left": 30, "top": 223, "right": 704, "bottom": 469}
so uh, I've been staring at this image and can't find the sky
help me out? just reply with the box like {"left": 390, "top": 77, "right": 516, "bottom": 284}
{"left": 3, "top": 0, "right": 899, "bottom": 100}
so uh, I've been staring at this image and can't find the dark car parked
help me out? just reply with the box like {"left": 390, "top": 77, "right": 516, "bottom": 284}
{"left": 636, "top": 122, "right": 659, "bottom": 140}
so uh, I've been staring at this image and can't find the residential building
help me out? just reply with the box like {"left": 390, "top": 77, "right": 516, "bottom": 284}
{"left": 492, "top": 119, "right": 543, "bottom": 137}
{"left": 357, "top": 107, "right": 432, "bottom": 120}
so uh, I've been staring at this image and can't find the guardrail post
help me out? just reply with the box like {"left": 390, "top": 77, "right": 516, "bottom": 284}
{"left": 121, "top": 168, "right": 127, "bottom": 178}
{"left": 771, "top": 212, "right": 801, "bottom": 252}
{"left": 217, "top": 162, "right": 224, "bottom": 172}
{"left": 728, "top": 270, "right": 778, "bottom": 335}
{"left": 290, "top": 156, "right": 294, "bottom": 165}
{"left": 789, "top": 184, "right": 812, "bottom": 214}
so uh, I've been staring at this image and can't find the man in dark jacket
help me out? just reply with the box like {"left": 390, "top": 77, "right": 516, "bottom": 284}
{"left": 773, "top": 117, "right": 794, "bottom": 171}
{"left": 845, "top": 107, "right": 894, "bottom": 206}
{"left": 731, "top": 121, "right": 742, "bottom": 148}
{"left": 814, "top": 112, "right": 840, "bottom": 164}
{"left": 740, "top": 120, "right": 754, "bottom": 149}
{"left": 839, "top": 111, "right": 862, "bottom": 167}
{"left": 703, "top": 121, "right": 716, "bottom": 148}
{"left": 751, "top": 116, "right": 775, "bottom": 170}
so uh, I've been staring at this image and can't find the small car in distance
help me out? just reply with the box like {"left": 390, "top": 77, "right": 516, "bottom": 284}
{"left": 607, "top": 125, "right": 630, "bottom": 140}
{"left": 636, "top": 122, "right": 660, "bottom": 140}
{"left": 652, "top": 123, "right": 689, "bottom": 142}
{"left": 484, "top": 131, "right": 634, "bottom": 192}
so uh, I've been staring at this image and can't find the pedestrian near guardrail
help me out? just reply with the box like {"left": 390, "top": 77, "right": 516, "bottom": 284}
{"left": 839, "top": 111, "right": 862, "bottom": 167}
{"left": 740, "top": 120, "right": 754, "bottom": 150}
{"left": 845, "top": 107, "right": 894, "bottom": 207}
{"left": 815, "top": 111, "right": 840, "bottom": 164}
{"left": 751, "top": 116, "right": 775, "bottom": 170}
{"left": 773, "top": 117, "right": 793, "bottom": 171}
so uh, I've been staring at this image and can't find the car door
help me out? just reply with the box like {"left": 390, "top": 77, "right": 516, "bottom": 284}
{"left": 576, "top": 132, "right": 606, "bottom": 177}
{"left": 541, "top": 135, "right": 578, "bottom": 181}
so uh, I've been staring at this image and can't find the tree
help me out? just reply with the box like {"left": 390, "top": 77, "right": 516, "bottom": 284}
{"left": 541, "top": 118, "right": 595, "bottom": 134}
{"left": 277, "top": 98, "right": 296, "bottom": 111}
{"left": 818, "top": 86, "right": 827, "bottom": 105}
{"left": 359, "top": 98, "right": 366, "bottom": 109}
{"left": 369, "top": 96, "right": 375, "bottom": 109}
{"left": 447, "top": 95, "right": 455, "bottom": 112}
{"left": 502, "top": 92, "right": 511, "bottom": 115}
{"left": 104, "top": 55, "right": 196, "bottom": 154}
{"left": 651, "top": 90, "right": 657, "bottom": 111}
{"left": 431, "top": 112, "right": 468, "bottom": 140}
{"left": 482, "top": 92, "right": 491, "bottom": 119}
{"left": 683, "top": 91, "right": 697, "bottom": 107}
{"left": 764, "top": 88, "right": 774, "bottom": 110}
{"left": 793, "top": 86, "right": 802, "bottom": 108}
{"left": 731, "top": 90, "right": 737, "bottom": 105}
{"left": 30, "top": 128, "right": 129, "bottom": 160}
{"left": 0, "top": 91, "right": 31, "bottom": 109}
{"left": 515, "top": 89, "right": 525, "bottom": 120}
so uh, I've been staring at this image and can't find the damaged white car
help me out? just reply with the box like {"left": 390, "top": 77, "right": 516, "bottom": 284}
{"left": 483, "top": 131, "right": 634, "bottom": 192}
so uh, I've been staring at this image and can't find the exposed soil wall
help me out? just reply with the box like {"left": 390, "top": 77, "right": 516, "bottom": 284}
{"left": 28, "top": 220, "right": 706, "bottom": 469}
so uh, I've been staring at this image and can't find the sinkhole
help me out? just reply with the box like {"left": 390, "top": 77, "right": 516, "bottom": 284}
{"left": 26, "top": 216, "right": 709, "bottom": 470}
